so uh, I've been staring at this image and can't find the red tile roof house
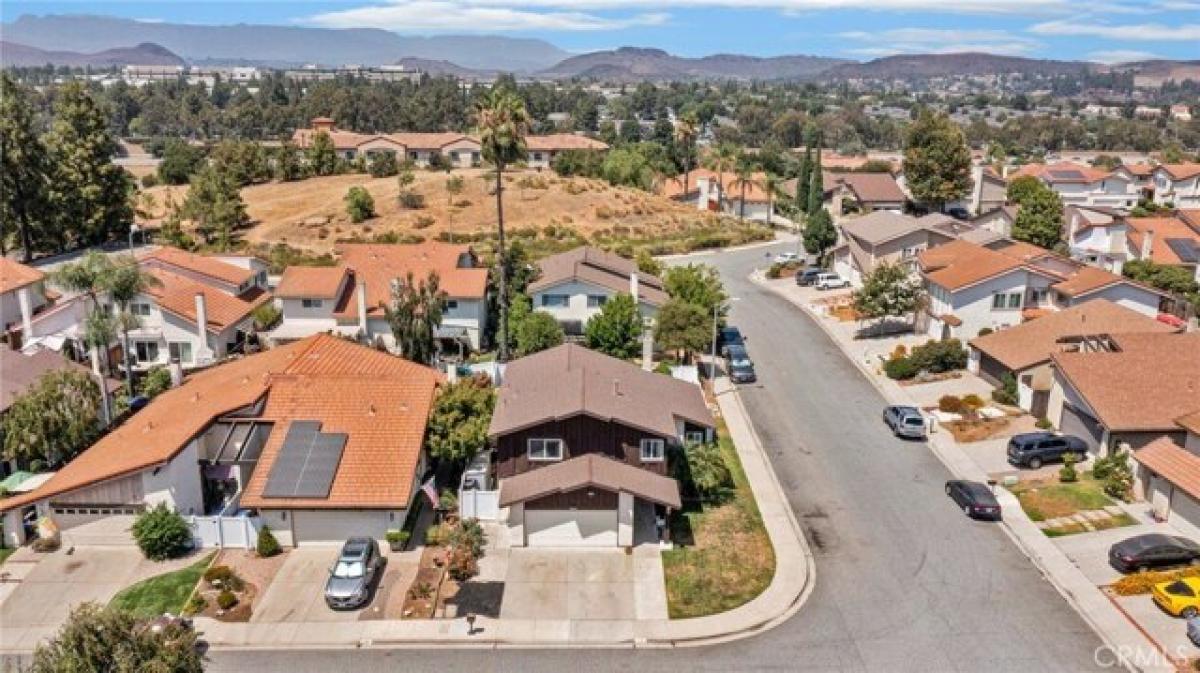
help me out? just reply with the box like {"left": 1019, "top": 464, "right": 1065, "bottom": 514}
{"left": 489, "top": 344, "right": 714, "bottom": 547}
{"left": 662, "top": 168, "right": 776, "bottom": 223}
{"left": 528, "top": 247, "right": 668, "bottom": 337}
{"left": 0, "top": 257, "right": 53, "bottom": 345}
{"left": 0, "top": 334, "right": 442, "bottom": 548}
{"left": 1009, "top": 161, "right": 1140, "bottom": 210}
{"left": 1151, "top": 163, "right": 1200, "bottom": 209}
{"left": 268, "top": 242, "right": 490, "bottom": 352}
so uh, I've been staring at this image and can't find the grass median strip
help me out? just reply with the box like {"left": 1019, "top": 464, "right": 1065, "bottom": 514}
{"left": 662, "top": 424, "right": 775, "bottom": 619}
{"left": 110, "top": 552, "right": 215, "bottom": 619}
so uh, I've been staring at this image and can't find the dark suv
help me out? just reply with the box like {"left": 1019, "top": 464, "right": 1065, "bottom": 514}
{"left": 1006, "top": 432, "right": 1089, "bottom": 469}
{"left": 795, "top": 268, "right": 823, "bottom": 286}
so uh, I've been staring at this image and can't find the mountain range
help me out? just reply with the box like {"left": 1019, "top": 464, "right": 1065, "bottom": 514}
{"left": 0, "top": 41, "right": 185, "bottom": 68}
{"left": 538, "top": 47, "right": 849, "bottom": 81}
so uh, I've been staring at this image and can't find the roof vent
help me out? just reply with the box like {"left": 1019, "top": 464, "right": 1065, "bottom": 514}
{"left": 613, "top": 380, "right": 622, "bottom": 396}
{"left": 191, "top": 392, "right": 200, "bottom": 402}
{"left": 368, "top": 403, "right": 377, "bottom": 416}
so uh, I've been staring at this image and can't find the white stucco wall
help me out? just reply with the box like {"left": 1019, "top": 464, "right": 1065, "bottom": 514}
{"left": 1068, "top": 284, "right": 1161, "bottom": 317}
{"left": 532, "top": 280, "right": 658, "bottom": 328}
{"left": 142, "top": 439, "right": 205, "bottom": 516}
{"left": 945, "top": 270, "right": 1036, "bottom": 339}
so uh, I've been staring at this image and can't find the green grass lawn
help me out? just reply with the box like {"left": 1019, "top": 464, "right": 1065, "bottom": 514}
{"left": 0, "top": 547, "right": 15, "bottom": 565}
{"left": 661, "top": 424, "right": 775, "bottom": 619}
{"left": 1008, "top": 472, "right": 1115, "bottom": 522}
{"left": 110, "top": 552, "right": 214, "bottom": 619}
{"left": 1043, "top": 513, "right": 1138, "bottom": 538}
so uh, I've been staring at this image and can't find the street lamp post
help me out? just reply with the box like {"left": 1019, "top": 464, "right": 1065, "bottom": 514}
{"left": 128, "top": 223, "right": 140, "bottom": 253}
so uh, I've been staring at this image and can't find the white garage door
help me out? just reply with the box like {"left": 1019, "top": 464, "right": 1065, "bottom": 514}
{"left": 1170, "top": 489, "right": 1200, "bottom": 540}
{"left": 525, "top": 509, "right": 617, "bottom": 547}
{"left": 290, "top": 510, "right": 390, "bottom": 546}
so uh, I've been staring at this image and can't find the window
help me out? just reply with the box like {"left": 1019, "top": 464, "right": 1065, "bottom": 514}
{"left": 1028, "top": 288, "right": 1048, "bottom": 305}
{"left": 409, "top": 151, "right": 419, "bottom": 160}
{"left": 587, "top": 295, "right": 607, "bottom": 308}
{"left": 449, "top": 151, "right": 459, "bottom": 162}
{"left": 533, "top": 152, "right": 544, "bottom": 161}
{"left": 992, "top": 292, "right": 1021, "bottom": 310}
{"left": 446, "top": 300, "right": 459, "bottom": 310}
{"left": 134, "top": 341, "right": 159, "bottom": 363}
{"left": 168, "top": 341, "right": 193, "bottom": 364}
{"left": 130, "top": 302, "right": 152, "bottom": 316}
{"left": 640, "top": 439, "right": 665, "bottom": 461}
{"left": 528, "top": 438, "right": 563, "bottom": 461}
{"left": 541, "top": 294, "right": 569, "bottom": 308}
{"left": 901, "top": 245, "right": 922, "bottom": 259}
{"left": 684, "top": 430, "right": 706, "bottom": 445}
{"left": 302, "top": 298, "right": 323, "bottom": 308}
{"left": 1007, "top": 293, "right": 1022, "bottom": 309}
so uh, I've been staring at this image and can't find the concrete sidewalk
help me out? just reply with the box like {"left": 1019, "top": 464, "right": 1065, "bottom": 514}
{"left": 753, "top": 271, "right": 1173, "bottom": 673}
{"left": 129, "top": 380, "right": 815, "bottom": 652}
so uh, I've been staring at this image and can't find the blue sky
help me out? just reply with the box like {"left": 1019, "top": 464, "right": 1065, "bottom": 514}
{"left": 4, "top": 1, "right": 1199, "bottom": 62}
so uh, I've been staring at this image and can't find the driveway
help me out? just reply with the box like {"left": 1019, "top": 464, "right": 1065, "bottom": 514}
{"left": 252, "top": 547, "right": 412, "bottom": 623}
{"left": 499, "top": 548, "right": 667, "bottom": 621}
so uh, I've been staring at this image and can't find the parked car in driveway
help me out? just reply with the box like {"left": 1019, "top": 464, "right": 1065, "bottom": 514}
{"left": 795, "top": 268, "right": 823, "bottom": 286}
{"left": 716, "top": 326, "right": 745, "bottom": 356}
{"left": 1153, "top": 577, "right": 1200, "bottom": 618}
{"left": 325, "top": 537, "right": 383, "bottom": 609}
{"left": 773, "top": 251, "right": 800, "bottom": 265}
{"left": 883, "top": 405, "right": 928, "bottom": 439}
{"left": 1109, "top": 534, "right": 1200, "bottom": 573}
{"left": 1187, "top": 616, "right": 1200, "bottom": 646}
{"left": 1005, "top": 432, "right": 1089, "bottom": 469}
{"left": 815, "top": 273, "right": 850, "bottom": 290}
{"left": 725, "top": 344, "right": 757, "bottom": 383}
{"left": 945, "top": 480, "right": 1001, "bottom": 520}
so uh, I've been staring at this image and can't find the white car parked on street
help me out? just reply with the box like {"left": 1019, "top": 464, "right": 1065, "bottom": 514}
{"left": 815, "top": 273, "right": 850, "bottom": 290}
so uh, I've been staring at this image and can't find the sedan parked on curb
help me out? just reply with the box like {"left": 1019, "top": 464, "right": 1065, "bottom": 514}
{"left": 725, "top": 344, "right": 757, "bottom": 384}
{"left": 795, "top": 268, "right": 823, "bottom": 286}
{"left": 716, "top": 326, "right": 745, "bottom": 357}
{"left": 1006, "top": 431, "right": 1089, "bottom": 469}
{"left": 883, "top": 405, "right": 928, "bottom": 439}
{"left": 815, "top": 273, "right": 850, "bottom": 290}
{"left": 945, "top": 480, "right": 1001, "bottom": 520}
{"left": 325, "top": 537, "right": 383, "bottom": 609}
{"left": 1153, "top": 577, "right": 1200, "bottom": 618}
{"left": 1109, "top": 534, "right": 1200, "bottom": 574}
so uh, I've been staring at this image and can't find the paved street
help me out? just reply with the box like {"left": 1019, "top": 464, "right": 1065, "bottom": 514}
{"left": 208, "top": 241, "right": 1105, "bottom": 672}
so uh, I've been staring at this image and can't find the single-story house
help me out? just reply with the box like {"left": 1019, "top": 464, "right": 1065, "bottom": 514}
{"left": 528, "top": 247, "right": 667, "bottom": 335}
{"left": 524, "top": 134, "right": 609, "bottom": 169}
{"left": 1133, "top": 417, "right": 1200, "bottom": 538}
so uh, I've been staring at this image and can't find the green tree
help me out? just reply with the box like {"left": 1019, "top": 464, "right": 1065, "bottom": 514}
{"left": 131, "top": 503, "right": 192, "bottom": 561}
{"left": 384, "top": 270, "right": 447, "bottom": 365}
{"left": 425, "top": 375, "right": 496, "bottom": 464}
{"left": 209, "top": 139, "right": 270, "bottom": 186}
{"left": 275, "top": 141, "right": 306, "bottom": 181}
{"left": 43, "top": 81, "right": 133, "bottom": 250}
{"left": 105, "top": 257, "right": 162, "bottom": 395}
{"left": 157, "top": 139, "right": 206, "bottom": 185}
{"left": 181, "top": 164, "right": 249, "bottom": 250}
{"left": 601, "top": 146, "right": 655, "bottom": 190}
{"left": 368, "top": 151, "right": 399, "bottom": 178}
{"left": 53, "top": 250, "right": 119, "bottom": 423}
{"left": 1, "top": 369, "right": 101, "bottom": 469}
{"left": 732, "top": 157, "right": 755, "bottom": 222}
{"left": 584, "top": 292, "right": 642, "bottom": 359}
{"left": 1006, "top": 174, "right": 1044, "bottom": 205}
{"left": 674, "top": 113, "right": 699, "bottom": 198}
{"left": 663, "top": 264, "right": 727, "bottom": 321}
{"left": 654, "top": 299, "right": 710, "bottom": 359}
{"left": 902, "top": 109, "right": 972, "bottom": 211}
{"left": 803, "top": 207, "right": 837, "bottom": 261}
{"left": 806, "top": 143, "right": 824, "bottom": 216}
{"left": 676, "top": 441, "right": 731, "bottom": 500}
{"left": 507, "top": 294, "right": 564, "bottom": 357}
{"left": 344, "top": 186, "right": 375, "bottom": 223}
{"left": 1011, "top": 184, "right": 1063, "bottom": 250}
{"left": 29, "top": 603, "right": 203, "bottom": 673}
{"left": 1122, "top": 259, "right": 1200, "bottom": 302}
{"left": 475, "top": 86, "right": 530, "bottom": 363}
{"left": 445, "top": 174, "right": 465, "bottom": 205}
{"left": 307, "top": 131, "right": 338, "bottom": 176}
{"left": 851, "top": 262, "right": 925, "bottom": 334}
{"left": 704, "top": 142, "right": 739, "bottom": 212}
{"left": 138, "top": 367, "right": 173, "bottom": 399}
{"left": 0, "top": 73, "right": 50, "bottom": 260}
{"left": 795, "top": 146, "right": 812, "bottom": 205}
{"left": 635, "top": 249, "right": 662, "bottom": 276}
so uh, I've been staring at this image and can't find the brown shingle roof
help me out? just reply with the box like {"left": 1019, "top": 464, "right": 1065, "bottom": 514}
{"left": 331, "top": 243, "right": 489, "bottom": 320}
{"left": 0, "top": 257, "right": 45, "bottom": 295}
{"left": 1052, "top": 332, "right": 1200, "bottom": 432}
{"left": 139, "top": 247, "right": 256, "bottom": 287}
{"left": 1133, "top": 437, "right": 1200, "bottom": 501}
{"left": 489, "top": 344, "right": 714, "bottom": 439}
{"left": 499, "top": 453, "right": 680, "bottom": 509}
{"left": 969, "top": 299, "right": 1178, "bottom": 372}
{"left": 0, "top": 349, "right": 121, "bottom": 414}
{"left": 275, "top": 266, "right": 349, "bottom": 299}
{"left": 528, "top": 247, "right": 668, "bottom": 306}
{"left": 144, "top": 269, "right": 271, "bottom": 333}
{"left": 832, "top": 172, "right": 906, "bottom": 205}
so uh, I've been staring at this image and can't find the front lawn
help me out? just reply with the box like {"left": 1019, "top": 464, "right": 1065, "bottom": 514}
{"left": 0, "top": 547, "right": 14, "bottom": 565}
{"left": 661, "top": 423, "right": 775, "bottom": 619}
{"left": 1043, "top": 513, "right": 1138, "bottom": 537}
{"left": 1008, "top": 473, "right": 1114, "bottom": 522}
{"left": 110, "top": 552, "right": 214, "bottom": 619}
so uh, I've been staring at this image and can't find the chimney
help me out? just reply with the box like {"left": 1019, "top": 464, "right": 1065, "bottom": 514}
{"left": 193, "top": 292, "right": 210, "bottom": 358}
{"left": 168, "top": 359, "right": 184, "bottom": 388}
{"left": 356, "top": 279, "right": 369, "bottom": 338}
{"left": 629, "top": 272, "right": 639, "bottom": 303}
{"left": 613, "top": 379, "right": 622, "bottom": 396}
{"left": 1141, "top": 229, "right": 1154, "bottom": 260}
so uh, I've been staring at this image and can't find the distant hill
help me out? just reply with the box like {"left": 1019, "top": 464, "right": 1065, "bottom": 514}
{"left": 820, "top": 53, "right": 1088, "bottom": 80}
{"left": 2, "top": 14, "right": 570, "bottom": 72}
{"left": 0, "top": 40, "right": 184, "bottom": 67}
{"left": 1103, "top": 59, "right": 1200, "bottom": 87}
{"left": 539, "top": 47, "right": 849, "bottom": 81}
{"left": 393, "top": 57, "right": 495, "bottom": 79}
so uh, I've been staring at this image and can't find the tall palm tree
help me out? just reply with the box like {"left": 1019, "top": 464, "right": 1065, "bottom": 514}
{"left": 105, "top": 256, "right": 162, "bottom": 396}
{"left": 705, "top": 142, "right": 739, "bottom": 213}
{"left": 673, "top": 113, "right": 699, "bottom": 200}
{"left": 761, "top": 173, "right": 782, "bottom": 226}
{"left": 475, "top": 87, "right": 530, "bottom": 363}
{"left": 732, "top": 159, "right": 755, "bottom": 222}
{"left": 54, "top": 251, "right": 119, "bottom": 425}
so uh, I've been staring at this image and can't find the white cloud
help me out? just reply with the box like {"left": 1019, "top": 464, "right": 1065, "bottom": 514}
{"left": 838, "top": 27, "right": 1040, "bottom": 57}
{"left": 1087, "top": 49, "right": 1164, "bottom": 64}
{"left": 1029, "top": 20, "right": 1200, "bottom": 41}
{"left": 307, "top": 1, "right": 667, "bottom": 31}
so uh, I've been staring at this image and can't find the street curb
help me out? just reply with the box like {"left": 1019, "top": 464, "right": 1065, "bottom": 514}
{"left": 749, "top": 270, "right": 1169, "bottom": 673}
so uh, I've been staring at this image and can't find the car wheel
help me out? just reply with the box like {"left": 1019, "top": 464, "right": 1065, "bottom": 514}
{"left": 1028, "top": 457, "right": 1042, "bottom": 469}
{"left": 1185, "top": 607, "right": 1199, "bottom": 619}
{"left": 945, "top": 484, "right": 952, "bottom": 495}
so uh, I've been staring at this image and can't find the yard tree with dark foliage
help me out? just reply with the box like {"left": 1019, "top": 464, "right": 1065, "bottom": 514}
{"left": 851, "top": 262, "right": 925, "bottom": 332}
{"left": 306, "top": 131, "right": 339, "bottom": 176}
{"left": 802, "top": 207, "right": 837, "bottom": 262}
{"left": 1011, "top": 182, "right": 1064, "bottom": 250}
{"left": 663, "top": 263, "right": 727, "bottom": 322}
{"left": 903, "top": 109, "right": 972, "bottom": 211}
{"left": 654, "top": 299, "right": 711, "bottom": 359}
{"left": 676, "top": 441, "right": 732, "bottom": 501}
{"left": 1, "top": 369, "right": 101, "bottom": 469}
{"left": 156, "top": 138, "right": 206, "bottom": 185}
{"left": 0, "top": 73, "right": 49, "bottom": 260}
{"left": 1122, "top": 259, "right": 1200, "bottom": 304}
{"left": 426, "top": 374, "right": 496, "bottom": 464}
{"left": 30, "top": 603, "right": 203, "bottom": 673}
{"left": 181, "top": 164, "right": 250, "bottom": 251}
{"left": 384, "top": 270, "right": 447, "bottom": 365}
{"left": 507, "top": 294, "right": 564, "bottom": 357}
{"left": 1005, "top": 174, "right": 1044, "bottom": 205}
{"left": 584, "top": 292, "right": 643, "bottom": 359}
{"left": 131, "top": 504, "right": 193, "bottom": 561}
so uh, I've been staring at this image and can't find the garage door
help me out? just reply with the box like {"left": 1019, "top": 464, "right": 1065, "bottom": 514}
{"left": 290, "top": 510, "right": 389, "bottom": 546}
{"left": 525, "top": 509, "right": 617, "bottom": 547}
{"left": 1171, "top": 489, "right": 1200, "bottom": 540}
{"left": 1059, "top": 403, "right": 1104, "bottom": 453}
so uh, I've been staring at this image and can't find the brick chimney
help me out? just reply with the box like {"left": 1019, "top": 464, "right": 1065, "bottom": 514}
{"left": 312, "top": 117, "right": 336, "bottom": 133}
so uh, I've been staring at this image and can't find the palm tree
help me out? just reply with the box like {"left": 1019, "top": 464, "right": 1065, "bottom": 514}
{"left": 732, "top": 159, "right": 755, "bottom": 222}
{"left": 475, "top": 86, "right": 530, "bottom": 363}
{"left": 761, "top": 173, "right": 782, "bottom": 226}
{"left": 705, "top": 142, "right": 739, "bottom": 213}
{"left": 105, "top": 257, "right": 162, "bottom": 396}
{"left": 673, "top": 113, "right": 699, "bottom": 200}
{"left": 54, "top": 251, "right": 119, "bottom": 425}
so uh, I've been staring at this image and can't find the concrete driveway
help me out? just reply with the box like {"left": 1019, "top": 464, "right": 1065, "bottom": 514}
{"left": 251, "top": 547, "right": 415, "bottom": 622}
{"left": 1052, "top": 521, "right": 1177, "bottom": 586}
{"left": 498, "top": 548, "right": 667, "bottom": 621}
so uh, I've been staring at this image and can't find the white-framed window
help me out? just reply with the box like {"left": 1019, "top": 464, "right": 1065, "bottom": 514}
{"left": 168, "top": 341, "right": 193, "bottom": 364}
{"left": 446, "top": 300, "right": 459, "bottom": 310}
{"left": 992, "top": 292, "right": 1022, "bottom": 310}
{"left": 1007, "top": 292, "right": 1022, "bottom": 309}
{"left": 541, "top": 294, "right": 569, "bottom": 308}
{"left": 901, "top": 245, "right": 923, "bottom": 259}
{"left": 528, "top": 438, "right": 563, "bottom": 461}
{"left": 134, "top": 341, "right": 159, "bottom": 363}
{"left": 533, "top": 152, "right": 544, "bottom": 161}
{"left": 1028, "top": 288, "right": 1048, "bottom": 305}
{"left": 302, "top": 298, "right": 323, "bottom": 308}
{"left": 587, "top": 295, "right": 607, "bottom": 308}
{"left": 130, "top": 302, "right": 152, "bottom": 317}
{"left": 640, "top": 438, "right": 665, "bottom": 461}
{"left": 684, "top": 431, "right": 706, "bottom": 445}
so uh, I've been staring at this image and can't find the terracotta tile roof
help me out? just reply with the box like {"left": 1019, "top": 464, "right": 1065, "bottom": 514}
{"left": 291, "top": 127, "right": 374, "bottom": 151}
{"left": 1048, "top": 265, "right": 1122, "bottom": 297}
{"left": 1177, "top": 411, "right": 1200, "bottom": 435}
{"left": 1126, "top": 216, "right": 1200, "bottom": 266}
{"left": 331, "top": 243, "right": 488, "bottom": 320}
{"left": 1133, "top": 437, "right": 1200, "bottom": 501}
{"left": 0, "top": 257, "right": 46, "bottom": 294}
{"left": 993, "top": 239, "right": 1055, "bottom": 262}
{"left": 918, "top": 240, "right": 1029, "bottom": 291}
{"left": 0, "top": 349, "right": 121, "bottom": 413}
{"left": 1052, "top": 332, "right": 1200, "bottom": 432}
{"left": 388, "top": 132, "right": 479, "bottom": 150}
{"left": 145, "top": 269, "right": 271, "bottom": 333}
{"left": 499, "top": 453, "right": 680, "bottom": 509}
{"left": 275, "top": 266, "right": 349, "bottom": 299}
{"left": 1012, "top": 161, "right": 1111, "bottom": 184}
{"left": 0, "top": 334, "right": 441, "bottom": 513}
{"left": 489, "top": 344, "right": 714, "bottom": 439}
{"left": 139, "top": 247, "right": 255, "bottom": 287}
{"left": 969, "top": 299, "right": 1177, "bottom": 372}
{"left": 528, "top": 247, "right": 668, "bottom": 306}
{"left": 1159, "top": 164, "right": 1200, "bottom": 180}
{"left": 525, "top": 134, "right": 608, "bottom": 151}
{"left": 1123, "top": 163, "right": 1156, "bottom": 177}
{"left": 660, "top": 168, "right": 771, "bottom": 203}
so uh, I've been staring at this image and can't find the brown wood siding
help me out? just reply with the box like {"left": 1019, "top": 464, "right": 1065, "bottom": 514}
{"left": 525, "top": 487, "right": 618, "bottom": 510}
{"left": 494, "top": 414, "right": 672, "bottom": 479}
{"left": 49, "top": 472, "right": 145, "bottom": 506}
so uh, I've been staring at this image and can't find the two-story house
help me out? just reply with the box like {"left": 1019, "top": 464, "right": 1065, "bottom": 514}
{"left": 1065, "top": 205, "right": 1131, "bottom": 273}
{"left": 490, "top": 344, "right": 714, "bottom": 548}
{"left": 269, "top": 242, "right": 490, "bottom": 351}
{"left": 528, "top": 247, "right": 667, "bottom": 336}
{"left": 1151, "top": 164, "right": 1200, "bottom": 208}
{"left": 0, "top": 258, "right": 53, "bottom": 345}
{"left": 1068, "top": 208, "right": 1200, "bottom": 283}
{"left": 830, "top": 211, "right": 972, "bottom": 287}
{"left": 662, "top": 168, "right": 775, "bottom": 222}
{"left": 1010, "top": 161, "right": 1139, "bottom": 209}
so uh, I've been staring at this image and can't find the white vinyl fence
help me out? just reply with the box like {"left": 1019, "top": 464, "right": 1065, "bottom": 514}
{"left": 188, "top": 514, "right": 262, "bottom": 548}
{"left": 459, "top": 488, "right": 500, "bottom": 520}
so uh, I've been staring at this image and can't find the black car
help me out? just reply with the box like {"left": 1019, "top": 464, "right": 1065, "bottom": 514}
{"left": 1109, "top": 534, "right": 1200, "bottom": 574}
{"left": 946, "top": 206, "right": 971, "bottom": 221}
{"left": 716, "top": 326, "right": 745, "bottom": 357}
{"left": 1006, "top": 432, "right": 1089, "bottom": 469}
{"left": 945, "top": 480, "right": 1001, "bottom": 520}
{"left": 795, "top": 268, "right": 823, "bottom": 286}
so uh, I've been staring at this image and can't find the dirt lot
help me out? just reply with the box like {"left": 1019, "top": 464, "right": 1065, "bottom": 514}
{"left": 141, "top": 168, "right": 766, "bottom": 258}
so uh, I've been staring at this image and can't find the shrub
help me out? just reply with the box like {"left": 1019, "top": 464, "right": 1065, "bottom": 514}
{"left": 141, "top": 173, "right": 159, "bottom": 188}
{"left": 889, "top": 344, "right": 908, "bottom": 361}
{"left": 424, "top": 522, "right": 451, "bottom": 547}
{"left": 883, "top": 357, "right": 920, "bottom": 380}
{"left": 938, "top": 395, "right": 965, "bottom": 414}
{"left": 1035, "top": 417, "right": 1054, "bottom": 430}
{"left": 961, "top": 394, "right": 985, "bottom": 410}
{"left": 386, "top": 529, "right": 410, "bottom": 548}
{"left": 1100, "top": 449, "right": 1133, "bottom": 501}
{"left": 139, "top": 366, "right": 173, "bottom": 399}
{"left": 977, "top": 327, "right": 994, "bottom": 337}
{"left": 679, "top": 441, "right": 732, "bottom": 500}
{"left": 203, "top": 565, "right": 244, "bottom": 591}
{"left": 216, "top": 590, "right": 238, "bottom": 610}
{"left": 31, "top": 535, "right": 61, "bottom": 553}
{"left": 439, "top": 489, "right": 458, "bottom": 513}
{"left": 184, "top": 594, "right": 207, "bottom": 616}
{"left": 1112, "top": 566, "right": 1200, "bottom": 596}
{"left": 367, "top": 151, "right": 399, "bottom": 178}
{"left": 131, "top": 504, "right": 192, "bottom": 561}
{"left": 909, "top": 339, "right": 967, "bottom": 373}
{"left": 413, "top": 215, "right": 435, "bottom": 229}
{"left": 399, "top": 191, "right": 425, "bottom": 209}
{"left": 252, "top": 304, "right": 282, "bottom": 331}
{"left": 654, "top": 361, "right": 673, "bottom": 375}
{"left": 992, "top": 372, "right": 1018, "bottom": 406}
{"left": 256, "top": 524, "right": 281, "bottom": 557}
{"left": 344, "top": 186, "right": 375, "bottom": 223}
{"left": 446, "top": 544, "right": 479, "bottom": 581}
{"left": 766, "top": 263, "right": 785, "bottom": 279}
{"left": 1059, "top": 453, "right": 1079, "bottom": 483}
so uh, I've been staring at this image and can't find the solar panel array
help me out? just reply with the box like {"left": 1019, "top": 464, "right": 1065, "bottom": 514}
{"left": 1048, "top": 169, "right": 1085, "bottom": 180}
{"left": 1165, "top": 238, "right": 1199, "bottom": 264}
{"left": 262, "top": 421, "right": 347, "bottom": 499}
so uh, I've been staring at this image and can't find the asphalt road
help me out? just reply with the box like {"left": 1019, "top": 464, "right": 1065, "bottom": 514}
{"left": 209, "top": 241, "right": 1105, "bottom": 672}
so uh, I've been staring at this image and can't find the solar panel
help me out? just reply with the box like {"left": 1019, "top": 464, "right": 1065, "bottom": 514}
{"left": 1048, "top": 169, "right": 1085, "bottom": 180}
{"left": 1165, "top": 238, "right": 1200, "bottom": 264}
{"left": 262, "top": 421, "right": 347, "bottom": 499}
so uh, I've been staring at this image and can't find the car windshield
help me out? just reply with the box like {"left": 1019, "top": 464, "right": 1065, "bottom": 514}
{"left": 333, "top": 560, "right": 365, "bottom": 578}
{"left": 1167, "top": 580, "right": 1195, "bottom": 597}
{"left": 904, "top": 417, "right": 925, "bottom": 426}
